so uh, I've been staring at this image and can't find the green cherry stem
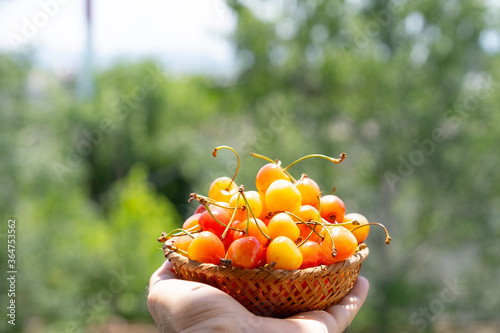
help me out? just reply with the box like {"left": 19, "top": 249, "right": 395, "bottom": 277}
{"left": 203, "top": 202, "right": 243, "bottom": 232}
{"left": 283, "top": 170, "right": 296, "bottom": 183}
{"left": 281, "top": 210, "right": 302, "bottom": 222}
{"left": 316, "top": 192, "right": 322, "bottom": 221}
{"left": 282, "top": 153, "right": 347, "bottom": 172}
{"left": 184, "top": 225, "right": 201, "bottom": 232}
{"left": 250, "top": 152, "right": 276, "bottom": 164}
{"left": 351, "top": 222, "right": 392, "bottom": 244}
{"left": 213, "top": 146, "right": 240, "bottom": 190}
{"left": 296, "top": 221, "right": 322, "bottom": 247}
{"left": 295, "top": 219, "right": 360, "bottom": 248}
{"left": 189, "top": 193, "right": 236, "bottom": 210}
{"left": 239, "top": 186, "right": 272, "bottom": 241}
{"left": 335, "top": 220, "right": 361, "bottom": 227}
{"left": 237, "top": 186, "right": 250, "bottom": 236}
{"left": 320, "top": 220, "right": 338, "bottom": 258}
{"left": 221, "top": 192, "right": 242, "bottom": 240}
{"left": 284, "top": 211, "right": 325, "bottom": 241}
{"left": 189, "top": 193, "right": 216, "bottom": 205}
{"left": 250, "top": 152, "right": 296, "bottom": 182}
{"left": 295, "top": 220, "right": 325, "bottom": 241}
{"left": 157, "top": 228, "right": 198, "bottom": 242}
{"left": 176, "top": 248, "right": 188, "bottom": 256}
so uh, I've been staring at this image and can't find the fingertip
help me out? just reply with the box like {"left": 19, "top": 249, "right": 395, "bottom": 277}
{"left": 357, "top": 275, "right": 369, "bottom": 288}
{"left": 350, "top": 275, "right": 370, "bottom": 302}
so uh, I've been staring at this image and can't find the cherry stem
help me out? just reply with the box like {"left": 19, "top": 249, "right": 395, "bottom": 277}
{"left": 321, "top": 223, "right": 338, "bottom": 258}
{"left": 316, "top": 192, "right": 322, "bottom": 221}
{"left": 239, "top": 186, "right": 272, "bottom": 241}
{"left": 284, "top": 170, "right": 296, "bottom": 183}
{"left": 221, "top": 192, "right": 241, "bottom": 239}
{"left": 296, "top": 222, "right": 321, "bottom": 247}
{"left": 350, "top": 222, "right": 392, "bottom": 244}
{"left": 298, "top": 173, "right": 308, "bottom": 183}
{"left": 213, "top": 146, "right": 240, "bottom": 190}
{"left": 250, "top": 152, "right": 276, "bottom": 164}
{"left": 189, "top": 193, "right": 236, "bottom": 210}
{"left": 189, "top": 193, "right": 215, "bottom": 205}
{"left": 297, "top": 233, "right": 311, "bottom": 248}
{"left": 204, "top": 203, "right": 244, "bottom": 232}
{"left": 337, "top": 220, "right": 361, "bottom": 227}
{"left": 157, "top": 228, "right": 198, "bottom": 242}
{"left": 250, "top": 152, "right": 296, "bottom": 182}
{"left": 284, "top": 211, "right": 325, "bottom": 240}
{"left": 157, "top": 231, "right": 168, "bottom": 243}
{"left": 282, "top": 153, "right": 347, "bottom": 172}
{"left": 165, "top": 243, "right": 188, "bottom": 256}
{"left": 185, "top": 225, "right": 201, "bottom": 232}
{"left": 189, "top": 194, "right": 238, "bottom": 234}
{"left": 295, "top": 219, "right": 360, "bottom": 248}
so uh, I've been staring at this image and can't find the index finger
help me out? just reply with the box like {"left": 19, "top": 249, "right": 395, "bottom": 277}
{"left": 149, "top": 260, "right": 177, "bottom": 289}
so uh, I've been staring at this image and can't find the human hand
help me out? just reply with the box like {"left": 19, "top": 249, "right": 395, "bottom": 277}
{"left": 148, "top": 260, "right": 369, "bottom": 333}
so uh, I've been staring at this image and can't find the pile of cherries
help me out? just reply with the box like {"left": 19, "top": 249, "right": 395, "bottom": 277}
{"left": 158, "top": 146, "right": 390, "bottom": 270}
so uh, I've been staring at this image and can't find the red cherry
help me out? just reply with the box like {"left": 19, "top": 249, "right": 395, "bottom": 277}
{"left": 222, "top": 228, "right": 245, "bottom": 251}
{"left": 257, "top": 246, "right": 268, "bottom": 267}
{"left": 194, "top": 204, "right": 206, "bottom": 214}
{"left": 234, "top": 218, "right": 270, "bottom": 247}
{"left": 299, "top": 240, "right": 322, "bottom": 269}
{"left": 226, "top": 236, "right": 263, "bottom": 269}
{"left": 198, "top": 208, "right": 231, "bottom": 237}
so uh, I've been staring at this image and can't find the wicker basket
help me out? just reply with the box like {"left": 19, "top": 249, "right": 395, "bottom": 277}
{"left": 164, "top": 245, "right": 369, "bottom": 318}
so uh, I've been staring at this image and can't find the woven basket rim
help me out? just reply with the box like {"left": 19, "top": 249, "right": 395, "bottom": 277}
{"left": 164, "top": 245, "right": 369, "bottom": 278}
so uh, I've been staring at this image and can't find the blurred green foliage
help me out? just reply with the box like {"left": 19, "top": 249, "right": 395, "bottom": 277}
{"left": 1, "top": 0, "right": 500, "bottom": 332}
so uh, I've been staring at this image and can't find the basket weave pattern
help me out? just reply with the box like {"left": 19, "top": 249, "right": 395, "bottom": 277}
{"left": 165, "top": 246, "right": 369, "bottom": 317}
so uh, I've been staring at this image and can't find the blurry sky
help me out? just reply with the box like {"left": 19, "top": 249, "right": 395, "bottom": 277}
{"left": 0, "top": 0, "right": 236, "bottom": 75}
{"left": 1, "top": 0, "right": 499, "bottom": 76}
